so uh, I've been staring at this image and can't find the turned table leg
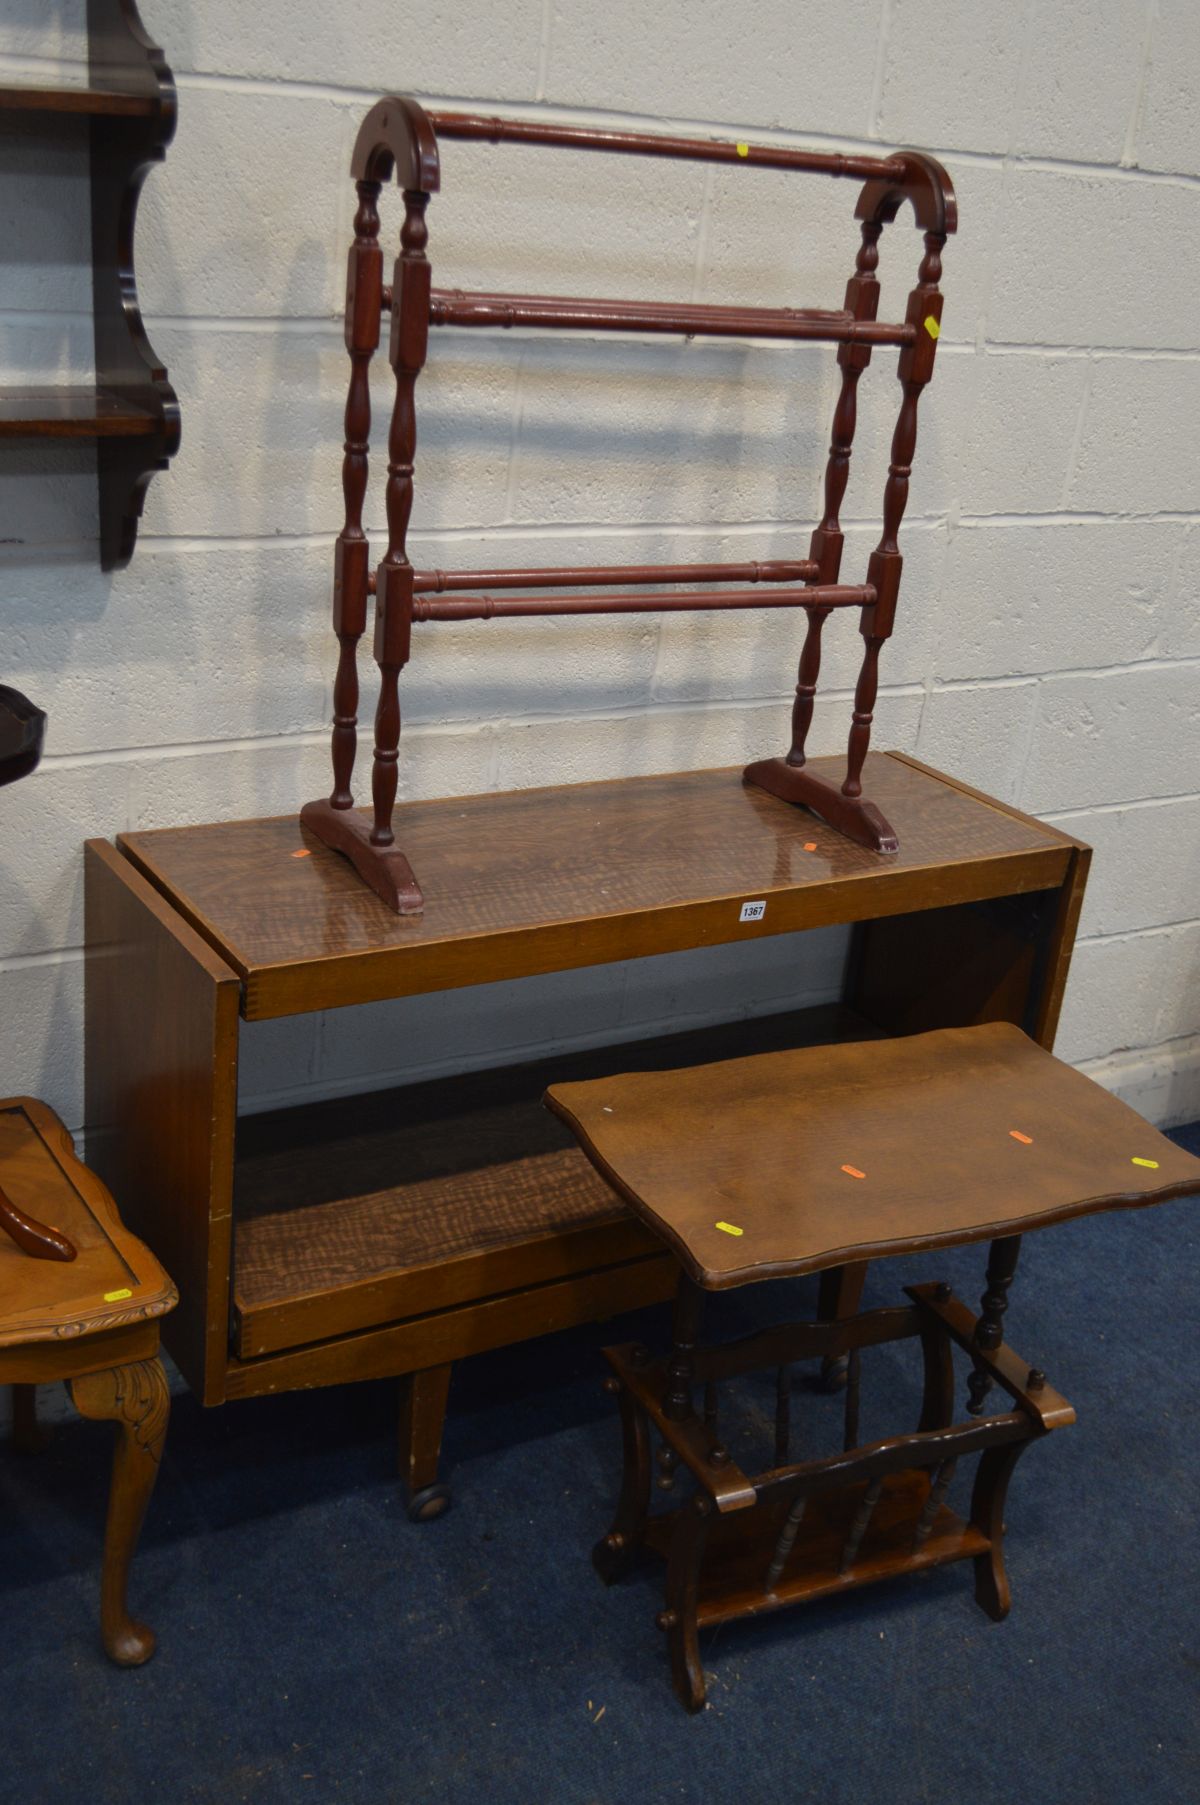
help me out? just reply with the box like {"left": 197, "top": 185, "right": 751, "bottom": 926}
{"left": 69, "top": 1356, "right": 170, "bottom": 1667}
{"left": 399, "top": 1362, "right": 453, "bottom": 1521}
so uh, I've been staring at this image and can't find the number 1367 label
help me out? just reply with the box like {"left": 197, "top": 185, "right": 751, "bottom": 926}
{"left": 739, "top": 900, "right": 766, "bottom": 923}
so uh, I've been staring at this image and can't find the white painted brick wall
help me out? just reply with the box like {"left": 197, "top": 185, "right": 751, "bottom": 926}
{"left": 0, "top": 1, "right": 1197, "bottom": 1130}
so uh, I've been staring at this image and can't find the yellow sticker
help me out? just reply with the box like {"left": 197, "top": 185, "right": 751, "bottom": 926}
{"left": 924, "top": 314, "right": 940, "bottom": 339}
{"left": 1131, "top": 1157, "right": 1159, "bottom": 1169}
{"left": 735, "top": 142, "right": 749, "bottom": 158}
{"left": 715, "top": 1220, "right": 744, "bottom": 1237}
{"left": 104, "top": 1287, "right": 133, "bottom": 1303}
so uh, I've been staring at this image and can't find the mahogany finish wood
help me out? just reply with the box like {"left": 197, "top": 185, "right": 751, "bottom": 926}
{"left": 412, "top": 558, "right": 817, "bottom": 593}
{"left": 547, "top": 1022, "right": 1200, "bottom": 1289}
{"left": 304, "top": 97, "right": 957, "bottom": 907}
{"left": 0, "top": 2, "right": 178, "bottom": 567}
{"left": 425, "top": 288, "right": 915, "bottom": 344}
{"left": 0, "top": 387, "right": 158, "bottom": 438}
{"left": 0, "top": 82, "right": 160, "bottom": 117}
{"left": 427, "top": 110, "right": 904, "bottom": 179}
{"left": 88, "top": 758, "right": 1090, "bottom": 1511}
{"left": 570, "top": 1020, "right": 1192, "bottom": 1709}
{"left": 597, "top": 1287, "right": 1072, "bottom": 1711}
{"left": 0, "top": 1097, "right": 176, "bottom": 1664}
{"left": 412, "top": 583, "right": 871, "bottom": 621}
{"left": 569, "top": 1011, "right": 1193, "bottom": 1707}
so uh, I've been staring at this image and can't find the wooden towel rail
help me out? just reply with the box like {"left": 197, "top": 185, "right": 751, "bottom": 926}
{"left": 301, "top": 96, "right": 957, "bottom": 912}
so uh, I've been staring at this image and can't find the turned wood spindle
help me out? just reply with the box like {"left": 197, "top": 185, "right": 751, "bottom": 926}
{"left": 843, "top": 229, "right": 944, "bottom": 802}
{"left": 967, "top": 1235, "right": 1022, "bottom": 1416}
{"left": 663, "top": 1276, "right": 704, "bottom": 1423}
{"left": 842, "top": 1345, "right": 862, "bottom": 1451}
{"left": 370, "top": 189, "right": 431, "bottom": 849}
{"left": 329, "top": 180, "right": 384, "bottom": 810}
{"left": 839, "top": 1476, "right": 883, "bottom": 1575}
{"left": 912, "top": 1456, "right": 958, "bottom": 1550}
{"left": 790, "top": 219, "right": 881, "bottom": 769}
{"left": 765, "top": 1493, "right": 807, "bottom": 1592}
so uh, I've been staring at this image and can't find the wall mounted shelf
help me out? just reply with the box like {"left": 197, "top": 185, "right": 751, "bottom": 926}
{"left": 0, "top": 0, "right": 179, "bottom": 569}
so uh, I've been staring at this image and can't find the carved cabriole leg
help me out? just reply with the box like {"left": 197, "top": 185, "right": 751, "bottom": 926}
{"left": 593, "top": 1375, "right": 653, "bottom": 1583}
{"left": 970, "top": 1439, "right": 1033, "bottom": 1620}
{"left": 967, "top": 1235, "right": 1022, "bottom": 1417}
{"left": 399, "top": 1361, "right": 453, "bottom": 1522}
{"left": 69, "top": 1356, "right": 170, "bottom": 1666}
{"left": 658, "top": 1493, "right": 712, "bottom": 1713}
{"left": 331, "top": 178, "right": 383, "bottom": 810}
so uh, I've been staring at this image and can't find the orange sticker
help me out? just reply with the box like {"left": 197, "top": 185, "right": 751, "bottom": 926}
{"left": 804, "top": 842, "right": 817, "bottom": 852}
{"left": 292, "top": 849, "right": 311, "bottom": 859}
{"left": 841, "top": 1164, "right": 866, "bottom": 1180}
{"left": 1009, "top": 1130, "right": 1033, "bottom": 1145}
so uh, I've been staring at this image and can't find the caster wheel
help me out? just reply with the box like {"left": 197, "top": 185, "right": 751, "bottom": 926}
{"left": 821, "top": 1353, "right": 849, "bottom": 1393}
{"left": 407, "top": 1483, "right": 451, "bottom": 1523}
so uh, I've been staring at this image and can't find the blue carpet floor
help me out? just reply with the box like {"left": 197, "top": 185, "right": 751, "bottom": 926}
{"left": 2, "top": 1121, "right": 1197, "bottom": 1805}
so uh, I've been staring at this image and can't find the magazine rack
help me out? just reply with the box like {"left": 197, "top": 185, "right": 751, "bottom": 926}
{"left": 301, "top": 98, "right": 957, "bottom": 912}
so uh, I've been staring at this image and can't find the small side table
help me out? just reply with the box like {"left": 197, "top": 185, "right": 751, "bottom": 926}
{"left": 1, "top": 1096, "right": 177, "bottom": 1664}
{"left": 548, "top": 1022, "right": 1200, "bottom": 1711}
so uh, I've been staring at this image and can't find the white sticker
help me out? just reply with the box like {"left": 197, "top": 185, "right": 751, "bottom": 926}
{"left": 739, "top": 900, "right": 766, "bottom": 923}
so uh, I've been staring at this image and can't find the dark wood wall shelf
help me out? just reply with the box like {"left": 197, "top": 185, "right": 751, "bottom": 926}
{"left": 84, "top": 754, "right": 1091, "bottom": 1516}
{"left": 0, "top": 0, "right": 179, "bottom": 569}
{"left": 0, "top": 82, "right": 160, "bottom": 119}
{"left": 0, "top": 386, "right": 159, "bottom": 439}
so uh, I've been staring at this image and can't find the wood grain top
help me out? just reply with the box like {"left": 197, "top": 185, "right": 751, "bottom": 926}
{"left": 115, "top": 754, "right": 1079, "bottom": 1020}
{"left": 546, "top": 1023, "right": 1200, "bottom": 1288}
{"left": 0, "top": 1098, "right": 176, "bottom": 1347}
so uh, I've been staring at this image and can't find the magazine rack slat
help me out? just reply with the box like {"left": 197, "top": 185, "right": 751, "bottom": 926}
{"left": 301, "top": 98, "right": 957, "bottom": 912}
